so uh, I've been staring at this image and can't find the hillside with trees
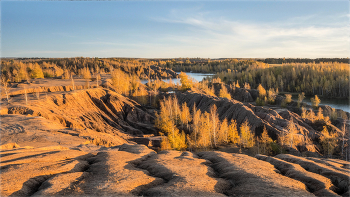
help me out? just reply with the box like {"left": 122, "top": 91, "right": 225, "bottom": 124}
{"left": 1, "top": 57, "right": 349, "bottom": 197}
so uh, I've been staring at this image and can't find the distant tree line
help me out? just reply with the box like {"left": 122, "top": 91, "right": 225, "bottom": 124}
{"left": 261, "top": 58, "right": 349, "bottom": 64}
{"left": 0, "top": 57, "right": 162, "bottom": 83}
{"left": 159, "top": 58, "right": 265, "bottom": 73}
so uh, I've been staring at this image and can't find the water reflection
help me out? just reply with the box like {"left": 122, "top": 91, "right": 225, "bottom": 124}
{"left": 291, "top": 95, "right": 349, "bottom": 113}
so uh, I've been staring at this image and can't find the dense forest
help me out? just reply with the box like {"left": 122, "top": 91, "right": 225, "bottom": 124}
{"left": 215, "top": 62, "right": 349, "bottom": 98}
{"left": 262, "top": 58, "right": 349, "bottom": 64}
{"left": 0, "top": 57, "right": 162, "bottom": 83}
{"left": 159, "top": 58, "right": 264, "bottom": 73}
{"left": 158, "top": 58, "right": 349, "bottom": 99}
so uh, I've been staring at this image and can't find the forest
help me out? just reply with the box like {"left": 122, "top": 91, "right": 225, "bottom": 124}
{"left": 158, "top": 58, "right": 349, "bottom": 99}
{"left": 215, "top": 62, "right": 349, "bottom": 98}
{"left": 262, "top": 58, "right": 349, "bottom": 64}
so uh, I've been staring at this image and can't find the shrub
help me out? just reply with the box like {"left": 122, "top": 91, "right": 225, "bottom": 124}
{"left": 256, "top": 97, "right": 265, "bottom": 106}
{"left": 44, "top": 72, "right": 54, "bottom": 78}
{"left": 330, "top": 108, "right": 338, "bottom": 121}
{"left": 270, "top": 141, "right": 285, "bottom": 155}
{"left": 280, "top": 99, "right": 287, "bottom": 108}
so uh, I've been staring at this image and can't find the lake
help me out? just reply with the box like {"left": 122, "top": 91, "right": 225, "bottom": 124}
{"left": 291, "top": 95, "right": 349, "bottom": 113}
{"left": 141, "top": 72, "right": 214, "bottom": 84}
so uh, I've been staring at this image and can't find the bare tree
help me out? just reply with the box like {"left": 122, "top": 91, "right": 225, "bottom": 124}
{"left": 71, "top": 74, "right": 75, "bottom": 90}
{"left": 1, "top": 77, "right": 11, "bottom": 103}
{"left": 24, "top": 89, "right": 28, "bottom": 105}
{"left": 96, "top": 74, "right": 101, "bottom": 88}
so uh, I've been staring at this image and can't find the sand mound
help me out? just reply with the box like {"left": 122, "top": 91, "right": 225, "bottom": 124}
{"left": 198, "top": 151, "right": 314, "bottom": 196}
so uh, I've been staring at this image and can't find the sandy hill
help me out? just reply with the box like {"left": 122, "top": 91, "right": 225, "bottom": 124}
{"left": 1, "top": 78, "right": 349, "bottom": 196}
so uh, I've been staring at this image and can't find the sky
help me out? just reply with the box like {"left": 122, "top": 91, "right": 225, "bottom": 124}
{"left": 1, "top": 1, "right": 349, "bottom": 58}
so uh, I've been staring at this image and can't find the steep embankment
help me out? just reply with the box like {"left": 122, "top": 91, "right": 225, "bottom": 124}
{"left": 175, "top": 90, "right": 345, "bottom": 152}
{"left": 1, "top": 88, "right": 156, "bottom": 147}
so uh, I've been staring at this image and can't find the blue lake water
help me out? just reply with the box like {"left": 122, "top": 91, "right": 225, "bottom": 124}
{"left": 141, "top": 72, "right": 214, "bottom": 84}
{"left": 291, "top": 95, "right": 349, "bottom": 113}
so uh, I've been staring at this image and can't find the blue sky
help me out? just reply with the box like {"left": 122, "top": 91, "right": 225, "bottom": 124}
{"left": 1, "top": 1, "right": 349, "bottom": 58}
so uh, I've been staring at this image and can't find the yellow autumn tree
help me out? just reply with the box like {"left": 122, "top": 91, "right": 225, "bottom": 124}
{"left": 285, "top": 94, "right": 292, "bottom": 103}
{"left": 285, "top": 120, "right": 299, "bottom": 149}
{"left": 179, "top": 72, "right": 194, "bottom": 91}
{"left": 228, "top": 119, "right": 240, "bottom": 144}
{"left": 218, "top": 118, "right": 229, "bottom": 144}
{"left": 316, "top": 107, "right": 324, "bottom": 121}
{"left": 180, "top": 102, "right": 191, "bottom": 130}
{"left": 319, "top": 126, "right": 338, "bottom": 158}
{"left": 301, "top": 107, "right": 307, "bottom": 118}
{"left": 198, "top": 112, "right": 212, "bottom": 149}
{"left": 111, "top": 69, "right": 130, "bottom": 95}
{"left": 160, "top": 136, "right": 172, "bottom": 151}
{"left": 306, "top": 109, "right": 316, "bottom": 122}
{"left": 257, "top": 84, "right": 266, "bottom": 99}
{"left": 311, "top": 95, "right": 321, "bottom": 109}
{"left": 31, "top": 63, "right": 44, "bottom": 79}
{"left": 210, "top": 104, "right": 220, "bottom": 148}
{"left": 191, "top": 104, "right": 201, "bottom": 148}
{"left": 219, "top": 84, "right": 231, "bottom": 99}
{"left": 259, "top": 127, "right": 273, "bottom": 155}
{"left": 240, "top": 120, "right": 255, "bottom": 148}
{"left": 155, "top": 97, "right": 186, "bottom": 151}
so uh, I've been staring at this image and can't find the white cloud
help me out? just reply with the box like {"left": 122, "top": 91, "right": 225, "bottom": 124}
{"left": 150, "top": 11, "right": 349, "bottom": 58}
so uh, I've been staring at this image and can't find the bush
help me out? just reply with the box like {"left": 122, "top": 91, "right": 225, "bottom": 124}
{"left": 330, "top": 108, "right": 338, "bottom": 121}
{"left": 280, "top": 99, "right": 287, "bottom": 108}
{"left": 270, "top": 141, "right": 285, "bottom": 155}
{"left": 44, "top": 72, "right": 54, "bottom": 78}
